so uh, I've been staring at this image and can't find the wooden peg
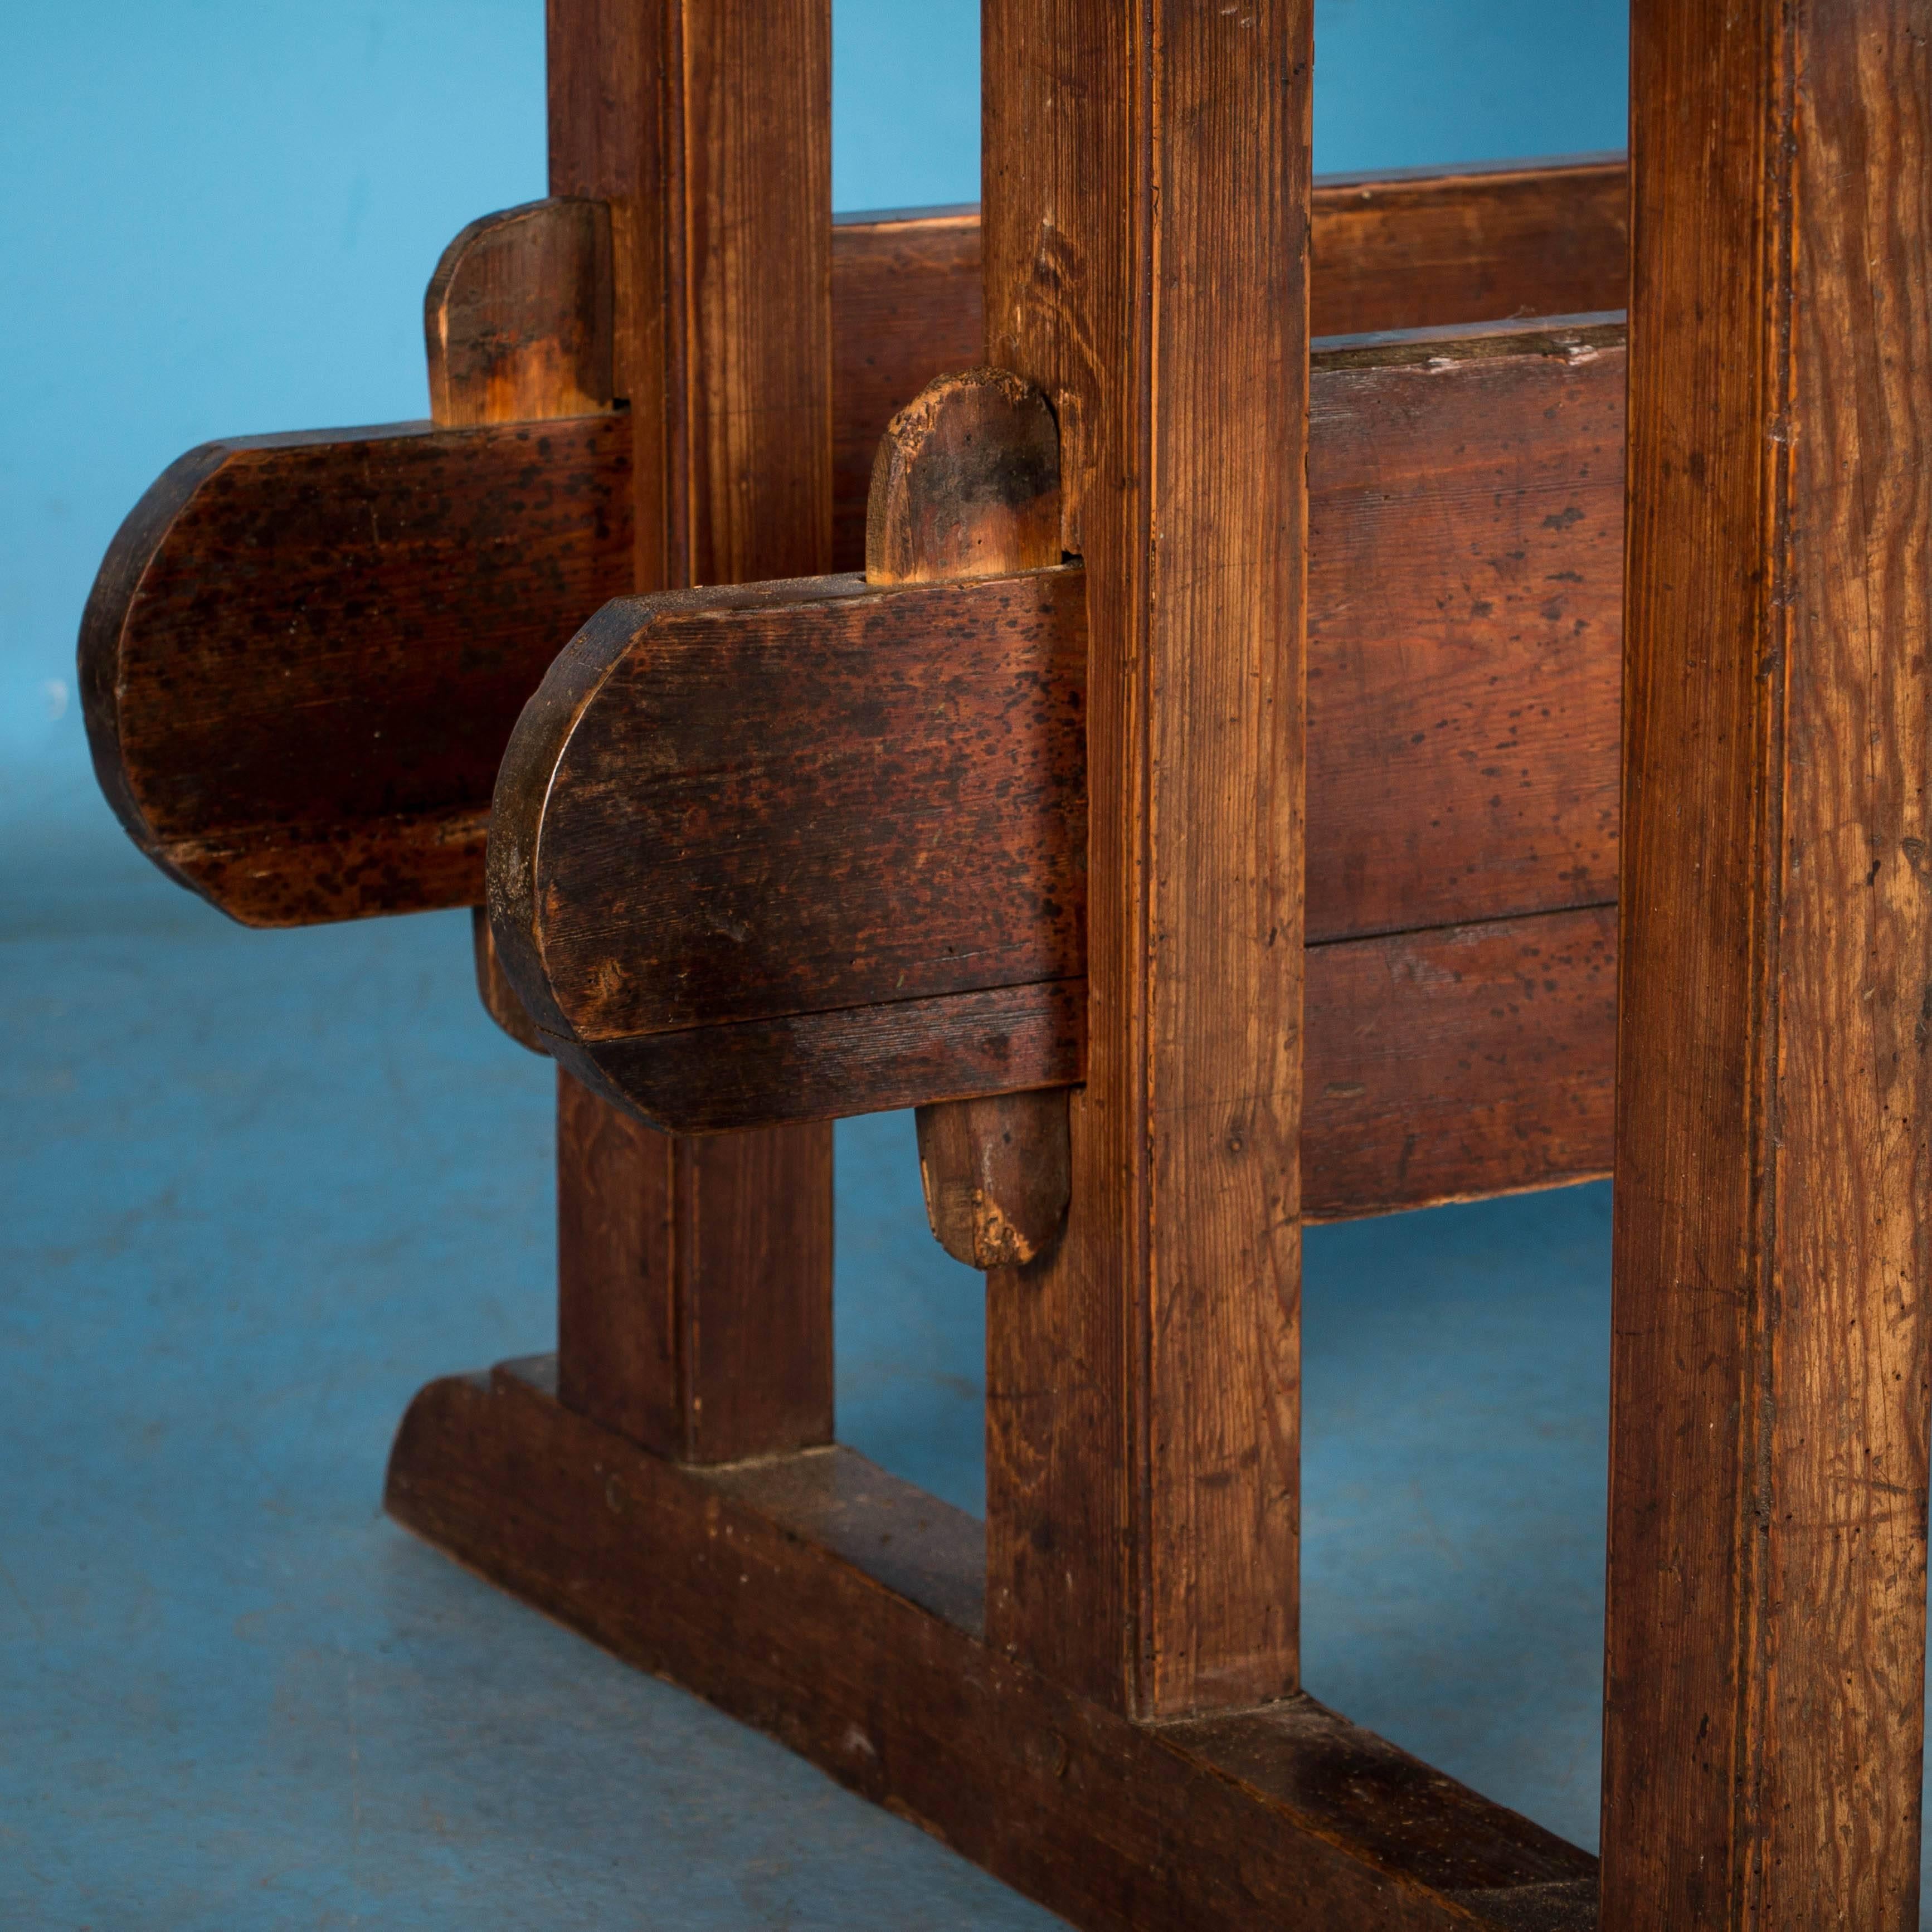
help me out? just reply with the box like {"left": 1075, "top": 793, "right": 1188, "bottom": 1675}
{"left": 867, "top": 369, "right": 1073, "bottom": 1271}
{"left": 422, "top": 197, "right": 617, "bottom": 1055}
{"left": 425, "top": 197, "right": 614, "bottom": 427}
{"left": 913, "top": 1089, "right": 1070, "bottom": 1270}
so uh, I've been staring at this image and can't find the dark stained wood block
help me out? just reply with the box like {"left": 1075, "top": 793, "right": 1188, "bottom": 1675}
{"left": 79, "top": 417, "right": 634, "bottom": 926}
{"left": 488, "top": 568, "right": 1087, "bottom": 1045}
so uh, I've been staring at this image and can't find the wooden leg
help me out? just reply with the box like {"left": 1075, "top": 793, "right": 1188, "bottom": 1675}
{"left": 541, "top": 0, "right": 836, "bottom": 1459}
{"left": 981, "top": 0, "right": 1310, "bottom": 1716}
{"left": 1604, "top": 1, "right": 1932, "bottom": 1922}
{"left": 557, "top": 1074, "right": 833, "bottom": 1461}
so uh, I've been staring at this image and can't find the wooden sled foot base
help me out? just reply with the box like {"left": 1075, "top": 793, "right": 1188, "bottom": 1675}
{"left": 385, "top": 1359, "right": 1597, "bottom": 1932}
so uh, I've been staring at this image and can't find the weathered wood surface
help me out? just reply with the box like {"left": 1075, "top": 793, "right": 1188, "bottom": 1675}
{"left": 83, "top": 315, "right": 1619, "bottom": 931}
{"left": 1303, "top": 904, "right": 1613, "bottom": 1219}
{"left": 829, "top": 153, "right": 1629, "bottom": 564}
{"left": 426, "top": 197, "right": 614, "bottom": 428}
{"left": 423, "top": 195, "right": 616, "bottom": 1053}
{"left": 1601, "top": 2, "right": 1932, "bottom": 1925}
{"left": 865, "top": 367, "right": 1073, "bottom": 1271}
{"left": 481, "top": 334, "right": 1621, "bottom": 1211}
{"left": 386, "top": 1357, "right": 1598, "bottom": 1932}
{"left": 490, "top": 894, "right": 1619, "bottom": 1223}
{"left": 554, "top": 1073, "right": 833, "bottom": 1460}
{"left": 542, "top": 0, "right": 835, "bottom": 1466}
{"left": 78, "top": 414, "right": 634, "bottom": 925}
{"left": 864, "top": 365, "right": 1062, "bottom": 585}
{"left": 980, "top": 0, "right": 1311, "bottom": 1720}
{"left": 915, "top": 1089, "right": 1072, "bottom": 1269}
{"left": 484, "top": 565, "right": 1088, "bottom": 1096}
{"left": 832, "top": 208, "right": 987, "bottom": 571}
{"left": 1307, "top": 155, "right": 1626, "bottom": 341}
{"left": 1307, "top": 318, "right": 1622, "bottom": 942}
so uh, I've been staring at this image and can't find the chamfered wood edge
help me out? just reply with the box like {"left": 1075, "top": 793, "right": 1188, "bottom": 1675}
{"left": 471, "top": 907, "right": 550, "bottom": 1054}
{"left": 825, "top": 149, "right": 1628, "bottom": 232}
{"left": 1310, "top": 312, "right": 1625, "bottom": 369}
{"left": 383, "top": 1359, "right": 1596, "bottom": 1931}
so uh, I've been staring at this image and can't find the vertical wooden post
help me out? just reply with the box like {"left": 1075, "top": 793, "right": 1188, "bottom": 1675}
{"left": 980, "top": 0, "right": 1309, "bottom": 1716}
{"left": 544, "top": 0, "right": 835, "bottom": 1462}
{"left": 1604, "top": 2, "right": 1932, "bottom": 1922}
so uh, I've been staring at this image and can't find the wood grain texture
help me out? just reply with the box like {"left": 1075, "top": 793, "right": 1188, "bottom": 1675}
{"left": 484, "top": 567, "right": 1087, "bottom": 1089}
{"left": 77, "top": 417, "right": 633, "bottom": 926}
{"left": 828, "top": 154, "right": 1629, "bottom": 571}
{"left": 477, "top": 362, "right": 1616, "bottom": 1191}
{"left": 542, "top": 0, "right": 835, "bottom": 1463}
{"left": 547, "top": 0, "right": 830, "bottom": 592}
{"left": 867, "top": 367, "right": 1072, "bottom": 1271}
{"left": 864, "top": 366, "right": 1062, "bottom": 584}
{"left": 832, "top": 209, "right": 988, "bottom": 570}
{"left": 424, "top": 195, "right": 622, "bottom": 1053}
{"left": 1307, "top": 319, "right": 1623, "bottom": 943}
{"left": 1602, "top": 3, "right": 1932, "bottom": 1925}
{"left": 916, "top": 1089, "right": 1073, "bottom": 1269}
{"left": 982, "top": 0, "right": 1309, "bottom": 1719}
{"left": 79, "top": 303, "right": 1621, "bottom": 931}
{"left": 1302, "top": 905, "right": 1613, "bottom": 1219}
{"left": 555, "top": 1072, "right": 833, "bottom": 1460}
{"left": 386, "top": 1357, "right": 1597, "bottom": 1932}
{"left": 1309, "top": 155, "right": 1626, "bottom": 342}
{"left": 576, "top": 979, "right": 1085, "bottom": 1133}
{"left": 425, "top": 198, "right": 613, "bottom": 428}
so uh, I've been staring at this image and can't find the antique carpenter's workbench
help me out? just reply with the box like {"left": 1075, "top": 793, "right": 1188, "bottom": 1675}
{"left": 77, "top": 3, "right": 1932, "bottom": 1926}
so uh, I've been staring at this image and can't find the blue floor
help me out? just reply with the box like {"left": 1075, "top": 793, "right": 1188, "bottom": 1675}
{"left": 1, "top": 771, "right": 1618, "bottom": 1927}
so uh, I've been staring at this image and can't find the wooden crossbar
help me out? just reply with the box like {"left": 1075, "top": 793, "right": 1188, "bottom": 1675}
{"left": 387, "top": 1357, "right": 1598, "bottom": 1932}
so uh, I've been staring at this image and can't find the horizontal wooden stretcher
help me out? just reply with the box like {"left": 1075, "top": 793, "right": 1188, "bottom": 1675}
{"left": 83, "top": 158, "right": 1626, "bottom": 1220}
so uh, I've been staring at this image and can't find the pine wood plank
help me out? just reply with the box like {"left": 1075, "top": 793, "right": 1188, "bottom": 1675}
{"left": 540, "top": 0, "right": 834, "bottom": 1465}
{"left": 1602, "top": 2, "right": 1932, "bottom": 1923}
{"left": 980, "top": 0, "right": 1309, "bottom": 1719}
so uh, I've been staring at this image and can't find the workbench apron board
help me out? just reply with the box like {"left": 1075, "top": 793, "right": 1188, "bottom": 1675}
{"left": 72, "top": 0, "right": 1932, "bottom": 1925}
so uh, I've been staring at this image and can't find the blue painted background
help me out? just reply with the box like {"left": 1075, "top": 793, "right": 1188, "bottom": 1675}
{"left": 1, "top": 4, "right": 1643, "bottom": 1925}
